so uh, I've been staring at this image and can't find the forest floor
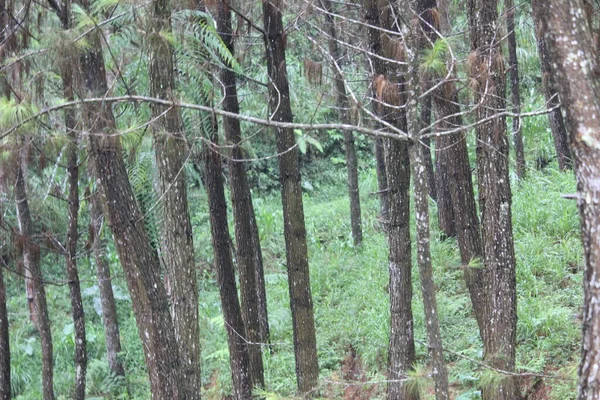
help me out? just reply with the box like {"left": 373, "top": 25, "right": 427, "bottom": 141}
{"left": 6, "top": 164, "right": 582, "bottom": 399}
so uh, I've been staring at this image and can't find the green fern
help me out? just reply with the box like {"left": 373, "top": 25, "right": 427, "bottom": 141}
{"left": 91, "top": 0, "right": 121, "bottom": 16}
{"left": 72, "top": 3, "right": 98, "bottom": 30}
{"left": 173, "top": 10, "right": 240, "bottom": 71}
{"left": 126, "top": 137, "right": 162, "bottom": 251}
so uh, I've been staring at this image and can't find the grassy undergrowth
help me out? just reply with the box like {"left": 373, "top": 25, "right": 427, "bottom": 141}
{"left": 6, "top": 164, "right": 582, "bottom": 399}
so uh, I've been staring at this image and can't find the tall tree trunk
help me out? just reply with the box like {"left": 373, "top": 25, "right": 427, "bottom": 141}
{"left": 90, "top": 188, "right": 126, "bottom": 380}
{"left": 407, "top": 3, "right": 449, "bottom": 397}
{"left": 468, "top": 1, "right": 519, "bottom": 398}
{"left": 322, "top": 0, "right": 363, "bottom": 246}
{"left": 15, "top": 153, "right": 55, "bottom": 400}
{"left": 531, "top": 6, "right": 572, "bottom": 171}
{"left": 53, "top": 5, "right": 88, "bottom": 395}
{"left": 435, "top": 142, "right": 456, "bottom": 239}
{"left": 506, "top": 0, "right": 526, "bottom": 178}
{"left": 262, "top": 0, "right": 319, "bottom": 394}
{"left": 409, "top": 141, "right": 450, "bottom": 400}
{"left": 434, "top": 0, "right": 487, "bottom": 342}
{"left": 368, "top": 2, "right": 419, "bottom": 398}
{"left": 216, "top": 0, "right": 265, "bottom": 388}
{"left": 0, "top": 2, "right": 11, "bottom": 398}
{"left": 418, "top": 0, "right": 455, "bottom": 238}
{"left": 375, "top": 138, "right": 390, "bottom": 226}
{"left": 365, "top": 0, "right": 390, "bottom": 227}
{"left": 204, "top": 138, "right": 253, "bottom": 399}
{"left": 78, "top": 27, "right": 182, "bottom": 399}
{"left": 385, "top": 135, "right": 417, "bottom": 400}
{"left": 0, "top": 264, "right": 9, "bottom": 400}
{"left": 420, "top": 97, "right": 437, "bottom": 202}
{"left": 531, "top": 2, "right": 600, "bottom": 398}
{"left": 64, "top": 70, "right": 87, "bottom": 400}
{"left": 148, "top": 0, "right": 200, "bottom": 395}
{"left": 249, "top": 204, "right": 271, "bottom": 345}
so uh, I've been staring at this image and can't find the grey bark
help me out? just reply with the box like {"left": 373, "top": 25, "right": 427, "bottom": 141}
{"left": 365, "top": 0, "right": 390, "bottom": 228}
{"left": 78, "top": 25, "right": 183, "bottom": 399}
{"left": 385, "top": 135, "right": 418, "bottom": 400}
{"left": 15, "top": 152, "right": 55, "bottom": 400}
{"left": 90, "top": 188, "right": 126, "bottom": 380}
{"left": 262, "top": 0, "right": 320, "bottom": 394}
{"left": 406, "top": 3, "right": 449, "bottom": 396}
{"left": 216, "top": 0, "right": 265, "bottom": 388}
{"left": 322, "top": 0, "right": 363, "bottom": 246}
{"left": 54, "top": 5, "right": 88, "bottom": 395}
{"left": 531, "top": 2, "right": 600, "bottom": 399}
{"left": 64, "top": 75, "right": 87, "bottom": 400}
{"left": 434, "top": 0, "right": 487, "bottom": 343}
{"left": 506, "top": 0, "right": 526, "bottom": 178}
{"left": 204, "top": 137, "right": 253, "bottom": 399}
{"left": 368, "top": 2, "right": 419, "bottom": 398}
{"left": 468, "top": 0, "right": 519, "bottom": 398}
{"left": 148, "top": 0, "right": 200, "bottom": 395}
{"left": 420, "top": 98, "right": 437, "bottom": 202}
{"left": 0, "top": 2, "right": 10, "bottom": 397}
{"left": 531, "top": 5, "right": 572, "bottom": 171}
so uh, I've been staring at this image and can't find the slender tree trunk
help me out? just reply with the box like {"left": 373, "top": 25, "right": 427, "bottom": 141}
{"left": 434, "top": 0, "right": 487, "bottom": 341}
{"left": 406, "top": 4, "right": 449, "bottom": 396}
{"left": 434, "top": 83, "right": 488, "bottom": 336}
{"left": 365, "top": 0, "right": 390, "bottom": 227}
{"left": 64, "top": 72, "right": 87, "bottom": 400}
{"left": 506, "top": 0, "right": 526, "bottom": 178}
{"left": 322, "top": 0, "right": 363, "bottom": 246}
{"left": 424, "top": 5, "right": 456, "bottom": 240}
{"left": 468, "top": 1, "right": 519, "bottom": 398}
{"left": 0, "top": 265, "right": 9, "bottom": 400}
{"left": 420, "top": 97, "right": 437, "bottom": 202}
{"left": 531, "top": 6, "right": 572, "bottom": 171}
{"left": 344, "top": 131, "right": 362, "bottom": 245}
{"left": 367, "top": 2, "right": 419, "bottom": 398}
{"left": 0, "top": 2, "right": 11, "bottom": 398}
{"left": 15, "top": 154, "right": 55, "bottom": 400}
{"left": 385, "top": 135, "right": 417, "bottom": 400}
{"left": 53, "top": 6, "right": 88, "bottom": 394}
{"left": 531, "top": 2, "right": 600, "bottom": 399}
{"left": 249, "top": 204, "right": 271, "bottom": 345}
{"left": 148, "top": 0, "right": 200, "bottom": 396}
{"left": 435, "top": 145, "right": 456, "bottom": 239}
{"left": 216, "top": 0, "right": 265, "bottom": 388}
{"left": 375, "top": 138, "right": 390, "bottom": 226}
{"left": 417, "top": 1, "right": 455, "bottom": 238}
{"left": 409, "top": 141, "right": 450, "bottom": 400}
{"left": 90, "top": 188, "right": 126, "bottom": 379}
{"left": 78, "top": 27, "right": 182, "bottom": 399}
{"left": 204, "top": 137, "right": 253, "bottom": 399}
{"left": 262, "top": 0, "right": 319, "bottom": 394}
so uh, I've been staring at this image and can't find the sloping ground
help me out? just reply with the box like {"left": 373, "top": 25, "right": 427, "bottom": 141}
{"left": 6, "top": 167, "right": 581, "bottom": 399}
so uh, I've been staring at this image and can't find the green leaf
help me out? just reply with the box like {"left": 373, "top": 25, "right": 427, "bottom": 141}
{"left": 306, "top": 136, "right": 323, "bottom": 153}
{"left": 91, "top": 0, "right": 120, "bottom": 15}
{"left": 72, "top": 3, "right": 97, "bottom": 30}
{"left": 298, "top": 138, "right": 307, "bottom": 154}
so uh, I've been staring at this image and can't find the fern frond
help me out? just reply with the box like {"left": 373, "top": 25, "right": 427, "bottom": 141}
{"left": 72, "top": 4, "right": 98, "bottom": 30}
{"left": 173, "top": 10, "right": 239, "bottom": 71}
{"left": 91, "top": 0, "right": 121, "bottom": 16}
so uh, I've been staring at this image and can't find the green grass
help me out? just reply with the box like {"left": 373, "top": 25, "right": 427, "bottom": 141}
{"left": 6, "top": 164, "right": 582, "bottom": 399}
